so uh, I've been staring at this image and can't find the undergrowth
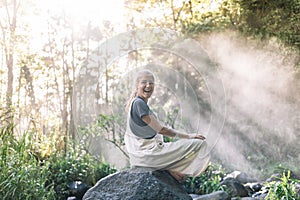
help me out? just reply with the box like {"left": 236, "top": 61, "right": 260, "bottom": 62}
{"left": 0, "top": 110, "right": 116, "bottom": 200}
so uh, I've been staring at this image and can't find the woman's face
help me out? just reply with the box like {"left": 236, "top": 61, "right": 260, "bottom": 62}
{"left": 136, "top": 75, "right": 155, "bottom": 102}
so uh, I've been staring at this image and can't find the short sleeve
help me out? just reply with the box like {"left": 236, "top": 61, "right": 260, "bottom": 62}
{"left": 132, "top": 98, "right": 150, "bottom": 118}
{"left": 129, "top": 97, "right": 157, "bottom": 139}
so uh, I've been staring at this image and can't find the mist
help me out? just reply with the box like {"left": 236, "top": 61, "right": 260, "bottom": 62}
{"left": 74, "top": 28, "right": 299, "bottom": 178}
{"left": 197, "top": 31, "right": 300, "bottom": 178}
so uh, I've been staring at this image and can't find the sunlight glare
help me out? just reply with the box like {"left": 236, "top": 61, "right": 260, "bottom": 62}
{"left": 27, "top": 0, "right": 126, "bottom": 53}
{"left": 38, "top": 0, "right": 125, "bottom": 25}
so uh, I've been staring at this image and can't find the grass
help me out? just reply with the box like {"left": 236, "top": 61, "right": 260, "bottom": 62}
{"left": 265, "top": 171, "right": 300, "bottom": 200}
{"left": 0, "top": 111, "right": 116, "bottom": 200}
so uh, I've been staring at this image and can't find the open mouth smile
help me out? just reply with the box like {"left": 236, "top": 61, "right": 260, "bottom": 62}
{"left": 144, "top": 89, "right": 152, "bottom": 93}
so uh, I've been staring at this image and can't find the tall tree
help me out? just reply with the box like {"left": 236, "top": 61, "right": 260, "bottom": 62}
{"left": 0, "top": 0, "right": 20, "bottom": 107}
{"left": 41, "top": 13, "right": 72, "bottom": 150}
{"left": 124, "top": 0, "right": 194, "bottom": 31}
{"left": 233, "top": 0, "right": 300, "bottom": 49}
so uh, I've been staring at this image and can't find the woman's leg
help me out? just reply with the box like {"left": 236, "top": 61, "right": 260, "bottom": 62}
{"left": 168, "top": 170, "right": 187, "bottom": 183}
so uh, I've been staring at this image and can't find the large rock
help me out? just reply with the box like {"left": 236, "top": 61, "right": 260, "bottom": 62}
{"left": 83, "top": 168, "right": 192, "bottom": 200}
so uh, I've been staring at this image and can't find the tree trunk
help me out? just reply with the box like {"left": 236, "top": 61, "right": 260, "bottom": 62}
{"left": 21, "top": 65, "right": 36, "bottom": 108}
{"left": 6, "top": 55, "right": 13, "bottom": 107}
{"left": 1, "top": 0, "right": 18, "bottom": 108}
{"left": 69, "top": 25, "right": 75, "bottom": 142}
{"left": 61, "top": 39, "right": 69, "bottom": 153}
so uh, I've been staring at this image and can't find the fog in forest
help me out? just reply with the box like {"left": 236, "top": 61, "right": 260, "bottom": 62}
{"left": 196, "top": 31, "right": 300, "bottom": 178}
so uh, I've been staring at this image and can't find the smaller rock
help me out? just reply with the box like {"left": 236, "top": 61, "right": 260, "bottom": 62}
{"left": 252, "top": 192, "right": 267, "bottom": 199}
{"left": 296, "top": 183, "right": 300, "bottom": 197}
{"left": 225, "top": 171, "right": 257, "bottom": 184}
{"left": 69, "top": 181, "right": 90, "bottom": 200}
{"left": 236, "top": 172, "right": 258, "bottom": 184}
{"left": 252, "top": 187, "right": 268, "bottom": 200}
{"left": 251, "top": 183, "right": 262, "bottom": 192}
{"left": 190, "top": 191, "right": 229, "bottom": 200}
{"left": 266, "top": 173, "right": 281, "bottom": 182}
{"left": 220, "top": 178, "right": 248, "bottom": 197}
{"left": 67, "top": 197, "right": 77, "bottom": 200}
{"left": 244, "top": 182, "right": 262, "bottom": 194}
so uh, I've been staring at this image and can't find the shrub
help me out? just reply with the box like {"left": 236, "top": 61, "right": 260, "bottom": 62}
{"left": 265, "top": 171, "right": 300, "bottom": 200}
{"left": 182, "top": 164, "right": 228, "bottom": 195}
{"left": 48, "top": 144, "right": 116, "bottom": 199}
{"left": 0, "top": 122, "right": 56, "bottom": 199}
{"left": 0, "top": 110, "right": 116, "bottom": 200}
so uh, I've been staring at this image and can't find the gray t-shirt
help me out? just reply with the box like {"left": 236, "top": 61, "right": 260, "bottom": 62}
{"left": 129, "top": 96, "right": 157, "bottom": 139}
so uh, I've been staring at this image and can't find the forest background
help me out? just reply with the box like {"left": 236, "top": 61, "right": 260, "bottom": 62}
{"left": 1, "top": 0, "right": 300, "bottom": 198}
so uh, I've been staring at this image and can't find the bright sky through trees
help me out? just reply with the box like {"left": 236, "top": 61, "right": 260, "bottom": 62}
{"left": 27, "top": 0, "right": 126, "bottom": 52}
{"left": 37, "top": 0, "right": 126, "bottom": 23}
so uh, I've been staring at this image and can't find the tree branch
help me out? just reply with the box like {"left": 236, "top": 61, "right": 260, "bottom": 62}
{"left": 104, "top": 138, "right": 129, "bottom": 158}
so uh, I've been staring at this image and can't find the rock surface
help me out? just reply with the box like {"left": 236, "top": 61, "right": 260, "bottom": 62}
{"left": 190, "top": 191, "right": 229, "bottom": 200}
{"left": 220, "top": 177, "right": 248, "bottom": 197}
{"left": 82, "top": 168, "right": 300, "bottom": 200}
{"left": 83, "top": 168, "right": 192, "bottom": 200}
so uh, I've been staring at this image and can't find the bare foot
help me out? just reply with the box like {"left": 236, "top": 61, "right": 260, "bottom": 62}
{"left": 168, "top": 171, "right": 187, "bottom": 183}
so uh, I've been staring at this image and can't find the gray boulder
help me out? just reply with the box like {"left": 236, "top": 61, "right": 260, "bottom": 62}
{"left": 83, "top": 168, "right": 192, "bottom": 200}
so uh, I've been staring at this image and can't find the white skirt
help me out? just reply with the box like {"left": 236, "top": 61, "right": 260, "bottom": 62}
{"left": 124, "top": 128, "right": 210, "bottom": 177}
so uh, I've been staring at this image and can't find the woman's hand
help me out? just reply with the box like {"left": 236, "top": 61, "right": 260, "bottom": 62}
{"left": 188, "top": 133, "right": 206, "bottom": 140}
{"left": 158, "top": 126, "right": 206, "bottom": 140}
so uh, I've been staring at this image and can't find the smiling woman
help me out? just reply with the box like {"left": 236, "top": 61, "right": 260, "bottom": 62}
{"left": 124, "top": 70, "right": 211, "bottom": 182}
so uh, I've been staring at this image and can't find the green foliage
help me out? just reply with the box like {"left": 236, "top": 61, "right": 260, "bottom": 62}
{"left": 0, "top": 113, "right": 56, "bottom": 199}
{"left": 182, "top": 164, "right": 228, "bottom": 195}
{"left": 96, "top": 114, "right": 126, "bottom": 144}
{"left": 233, "top": 0, "right": 300, "bottom": 47}
{"left": 47, "top": 144, "right": 116, "bottom": 199}
{"left": 0, "top": 110, "right": 116, "bottom": 200}
{"left": 179, "top": 0, "right": 300, "bottom": 55}
{"left": 265, "top": 171, "right": 300, "bottom": 200}
{"left": 181, "top": 5, "right": 234, "bottom": 35}
{"left": 78, "top": 113, "right": 128, "bottom": 158}
{"left": 129, "top": 0, "right": 297, "bottom": 51}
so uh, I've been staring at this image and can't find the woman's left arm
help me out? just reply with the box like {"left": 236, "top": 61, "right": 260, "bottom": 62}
{"left": 142, "top": 114, "right": 205, "bottom": 140}
{"left": 159, "top": 126, "right": 206, "bottom": 140}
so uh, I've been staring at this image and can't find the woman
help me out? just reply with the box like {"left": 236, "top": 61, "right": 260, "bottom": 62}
{"left": 124, "top": 69, "right": 210, "bottom": 182}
